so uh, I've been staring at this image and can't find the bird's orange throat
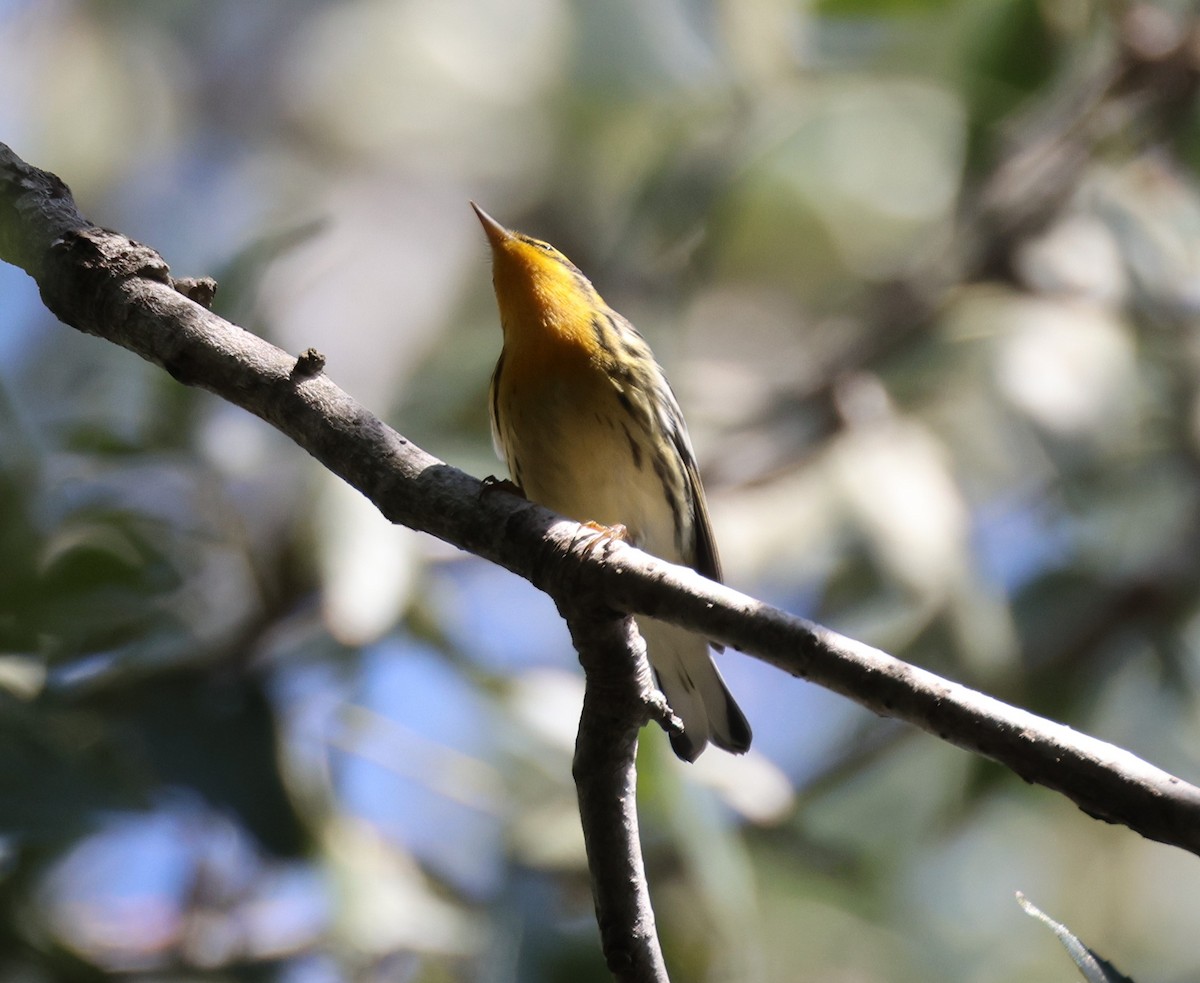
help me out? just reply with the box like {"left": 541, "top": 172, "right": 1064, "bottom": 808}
{"left": 497, "top": 304, "right": 597, "bottom": 395}
{"left": 492, "top": 254, "right": 604, "bottom": 385}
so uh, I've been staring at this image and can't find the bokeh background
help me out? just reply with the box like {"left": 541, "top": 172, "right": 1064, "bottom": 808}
{"left": 3, "top": 0, "right": 1200, "bottom": 980}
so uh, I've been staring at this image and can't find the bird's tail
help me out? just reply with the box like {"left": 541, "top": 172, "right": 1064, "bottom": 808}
{"left": 637, "top": 616, "right": 752, "bottom": 762}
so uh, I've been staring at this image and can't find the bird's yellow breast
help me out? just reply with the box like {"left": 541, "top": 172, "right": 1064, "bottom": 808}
{"left": 492, "top": 327, "right": 616, "bottom": 506}
{"left": 492, "top": 342, "right": 681, "bottom": 559}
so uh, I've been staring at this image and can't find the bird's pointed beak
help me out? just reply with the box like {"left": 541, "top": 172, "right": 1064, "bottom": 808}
{"left": 471, "top": 202, "right": 511, "bottom": 250}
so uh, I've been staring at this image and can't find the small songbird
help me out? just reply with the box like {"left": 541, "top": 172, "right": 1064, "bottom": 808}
{"left": 473, "top": 203, "right": 751, "bottom": 761}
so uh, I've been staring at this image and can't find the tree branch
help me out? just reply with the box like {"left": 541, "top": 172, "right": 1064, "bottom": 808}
{"left": 5, "top": 144, "right": 1200, "bottom": 983}
{"left": 563, "top": 602, "right": 674, "bottom": 983}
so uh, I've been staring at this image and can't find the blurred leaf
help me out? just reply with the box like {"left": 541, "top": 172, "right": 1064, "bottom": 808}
{"left": 0, "top": 696, "right": 144, "bottom": 843}
{"left": 1017, "top": 893, "right": 1138, "bottom": 982}
{"left": 818, "top": 0, "right": 957, "bottom": 14}
{"left": 91, "top": 665, "right": 309, "bottom": 858}
{"left": 960, "top": 0, "right": 1059, "bottom": 159}
{"left": 39, "top": 513, "right": 180, "bottom": 596}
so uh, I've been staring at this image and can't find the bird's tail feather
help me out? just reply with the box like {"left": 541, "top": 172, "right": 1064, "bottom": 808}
{"left": 637, "top": 617, "right": 752, "bottom": 762}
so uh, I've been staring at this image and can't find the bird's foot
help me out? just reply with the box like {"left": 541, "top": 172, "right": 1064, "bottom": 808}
{"left": 581, "top": 520, "right": 629, "bottom": 543}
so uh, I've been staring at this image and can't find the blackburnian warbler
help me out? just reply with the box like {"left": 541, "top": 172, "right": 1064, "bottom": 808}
{"left": 473, "top": 203, "right": 751, "bottom": 762}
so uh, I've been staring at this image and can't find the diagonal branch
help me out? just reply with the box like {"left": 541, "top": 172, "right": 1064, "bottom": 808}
{"left": 593, "top": 554, "right": 1200, "bottom": 854}
{"left": 3, "top": 140, "right": 1200, "bottom": 882}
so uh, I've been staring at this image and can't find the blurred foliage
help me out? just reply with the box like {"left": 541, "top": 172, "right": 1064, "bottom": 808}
{"left": 2, "top": 0, "right": 1200, "bottom": 981}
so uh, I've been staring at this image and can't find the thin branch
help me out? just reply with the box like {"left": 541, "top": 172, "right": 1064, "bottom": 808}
{"left": 564, "top": 602, "right": 675, "bottom": 983}
{"left": 3, "top": 142, "right": 1200, "bottom": 876}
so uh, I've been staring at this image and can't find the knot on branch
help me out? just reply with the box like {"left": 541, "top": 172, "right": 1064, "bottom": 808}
{"left": 53, "top": 226, "right": 171, "bottom": 283}
{"left": 290, "top": 346, "right": 327, "bottom": 380}
{"left": 173, "top": 276, "right": 217, "bottom": 309}
{"left": 42, "top": 226, "right": 173, "bottom": 332}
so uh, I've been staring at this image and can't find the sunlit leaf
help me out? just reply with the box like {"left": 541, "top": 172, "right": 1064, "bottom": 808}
{"left": 1017, "top": 893, "right": 1137, "bottom": 983}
